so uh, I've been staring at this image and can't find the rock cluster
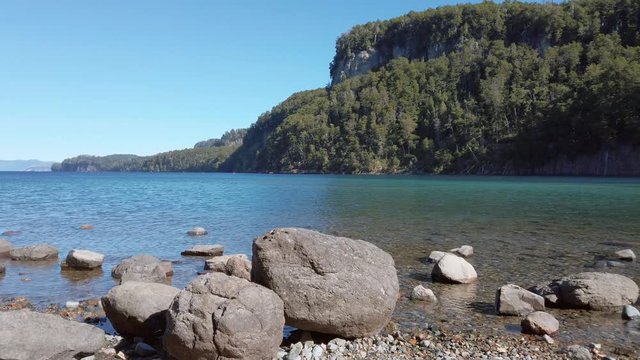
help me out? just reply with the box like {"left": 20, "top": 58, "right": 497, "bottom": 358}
{"left": 411, "top": 285, "right": 437, "bottom": 302}
{"left": 251, "top": 228, "right": 399, "bottom": 338}
{"left": 521, "top": 311, "right": 559, "bottom": 335}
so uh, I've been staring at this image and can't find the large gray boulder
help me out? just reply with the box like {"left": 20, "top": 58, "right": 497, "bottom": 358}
{"left": 530, "top": 272, "right": 639, "bottom": 310}
{"left": 251, "top": 228, "right": 399, "bottom": 338}
{"left": 496, "top": 284, "right": 545, "bottom": 316}
{"left": 0, "top": 310, "right": 105, "bottom": 360}
{"left": 163, "top": 272, "right": 284, "bottom": 360}
{"left": 431, "top": 254, "right": 478, "bottom": 284}
{"left": 204, "top": 254, "right": 251, "bottom": 280}
{"left": 0, "top": 238, "right": 11, "bottom": 255}
{"left": 64, "top": 249, "right": 104, "bottom": 269}
{"left": 112, "top": 255, "right": 172, "bottom": 279}
{"left": 102, "top": 281, "right": 180, "bottom": 338}
{"left": 10, "top": 244, "right": 58, "bottom": 261}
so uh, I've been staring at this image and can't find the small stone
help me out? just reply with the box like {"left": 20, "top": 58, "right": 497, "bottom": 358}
{"left": 565, "top": 344, "right": 593, "bottom": 360}
{"left": 187, "top": 227, "right": 208, "bottom": 236}
{"left": 180, "top": 244, "right": 224, "bottom": 256}
{"left": 134, "top": 342, "right": 157, "bottom": 357}
{"left": 65, "top": 249, "right": 104, "bottom": 270}
{"left": 543, "top": 334, "right": 555, "bottom": 344}
{"left": 615, "top": 249, "right": 636, "bottom": 261}
{"left": 79, "top": 224, "right": 94, "bottom": 230}
{"left": 427, "top": 251, "right": 446, "bottom": 263}
{"left": 455, "top": 245, "right": 474, "bottom": 257}
{"left": 419, "top": 340, "right": 432, "bottom": 348}
{"left": 410, "top": 285, "right": 437, "bottom": 302}
{"left": 521, "top": 311, "right": 559, "bottom": 335}
{"left": 65, "top": 301, "right": 80, "bottom": 309}
{"left": 312, "top": 345, "right": 324, "bottom": 358}
{"left": 622, "top": 305, "right": 640, "bottom": 320}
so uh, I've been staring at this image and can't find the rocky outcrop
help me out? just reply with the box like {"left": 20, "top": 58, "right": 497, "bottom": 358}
{"left": 10, "top": 244, "right": 58, "bottom": 261}
{"left": 530, "top": 272, "right": 639, "bottom": 310}
{"left": 163, "top": 272, "right": 284, "bottom": 360}
{"left": 102, "top": 281, "right": 180, "bottom": 338}
{"left": 431, "top": 254, "right": 477, "bottom": 284}
{"left": 0, "top": 238, "right": 11, "bottom": 255}
{"left": 0, "top": 310, "right": 105, "bottom": 360}
{"left": 251, "top": 228, "right": 399, "bottom": 338}
{"left": 181, "top": 244, "right": 224, "bottom": 257}
{"left": 204, "top": 254, "right": 251, "bottom": 280}
{"left": 521, "top": 311, "right": 559, "bottom": 335}
{"left": 496, "top": 284, "right": 545, "bottom": 316}
{"left": 64, "top": 249, "right": 104, "bottom": 270}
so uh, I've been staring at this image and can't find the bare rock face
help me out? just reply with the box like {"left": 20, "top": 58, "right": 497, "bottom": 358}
{"left": 64, "top": 249, "right": 104, "bottom": 270}
{"left": 521, "top": 311, "right": 559, "bottom": 335}
{"left": 530, "top": 272, "right": 639, "bottom": 310}
{"left": 10, "top": 244, "right": 58, "bottom": 261}
{"left": 181, "top": 244, "right": 224, "bottom": 257}
{"left": 112, "top": 255, "right": 172, "bottom": 279}
{"left": 496, "top": 284, "right": 545, "bottom": 316}
{"left": 102, "top": 281, "right": 180, "bottom": 338}
{"left": 204, "top": 254, "right": 251, "bottom": 280}
{"left": 251, "top": 228, "right": 399, "bottom": 338}
{"left": 163, "top": 272, "right": 284, "bottom": 360}
{"left": 431, "top": 254, "right": 478, "bottom": 284}
{"left": 0, "top": 310, "right": 105, "bottom": 360}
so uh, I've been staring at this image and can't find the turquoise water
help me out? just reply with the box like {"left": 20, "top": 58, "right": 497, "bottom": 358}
{"left": 1, "top": 173, "right": 639, "bottom": 349}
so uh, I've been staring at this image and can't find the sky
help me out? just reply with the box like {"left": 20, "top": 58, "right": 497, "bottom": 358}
{"left": 1, "top": 0, "right": 512, "bottom": 161}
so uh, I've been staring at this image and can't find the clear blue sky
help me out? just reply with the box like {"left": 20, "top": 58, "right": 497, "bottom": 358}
{"left": 1, "top": 0, "right": 507, "bottom": 161}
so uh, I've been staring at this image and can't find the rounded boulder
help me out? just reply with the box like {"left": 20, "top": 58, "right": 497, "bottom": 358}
{"left": 431, "top": 254, "right": 477, "bottom": 284}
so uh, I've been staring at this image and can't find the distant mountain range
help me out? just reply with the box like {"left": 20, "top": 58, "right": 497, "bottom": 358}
{"left": 0, "top": 160, "right": 54, "bottom": 172}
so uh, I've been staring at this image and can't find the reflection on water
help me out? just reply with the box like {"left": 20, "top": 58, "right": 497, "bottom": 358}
{"left": 60, "top": 268, "right": 104, "bottom": 283}
{"left": 0, "top": 173, "right": 639, "bottom": 351}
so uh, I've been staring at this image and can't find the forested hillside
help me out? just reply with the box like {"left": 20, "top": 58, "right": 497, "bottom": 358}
{"left": 52, "top": 130, "right": 244, "bottom": 172}
{"left": 221, "top": 0, "right": 640, "bottom": 175}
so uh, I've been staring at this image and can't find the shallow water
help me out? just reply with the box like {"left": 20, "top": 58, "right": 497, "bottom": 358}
{"left": 1, "top": 173, "right": 639, "bottom": 350}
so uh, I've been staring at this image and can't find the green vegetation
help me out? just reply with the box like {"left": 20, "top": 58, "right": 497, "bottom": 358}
{"left": 55, "top": 0, "right": 640, "bottom": 175}
{"left": 222, "top": 0, "right": 640, "bottom": 174}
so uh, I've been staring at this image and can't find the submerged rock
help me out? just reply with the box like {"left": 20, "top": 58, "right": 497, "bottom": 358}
{"left": 64, "top": 249, "right": 104, "bottom": 270}
{"left": 181, "top": 244, "right": 224, "bottom": 257}
{"left": 163, "top": 272, "right": 284, "bottom": 360}
{"left": 495, "top": 284, "right": 545, "bottom": 316}
{"left": 431, "top": 254, "right": 477, "bottom": 284}
{"left": 0, "top": 309, "right": 105, "bottom": 360}
{"left": 521, "top": 311, "right": 559, "bottom": 335}
{"left": 530, "top": 272, "right": 639, "bottom": 310}
{"left": 102, "top": 281, "right": 180, "bottom": 338}
{"left": 411, "top": 285, "right": 437, "bottom": 302}
{"left": 10, "top": 244, "right": 58, "bottom": 261}
{"left": 186, "top": 227, "right": 208, "bottom": 236}
{"left": 251, "top": 228, "right": 399, "bottom": 338}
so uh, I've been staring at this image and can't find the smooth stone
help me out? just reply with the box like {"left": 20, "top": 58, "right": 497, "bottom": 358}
{"left": 622, "top": 305, "right": 640, "bottom": 320}
{"left": 163, "top": 272, "right": 284, "bottom": 360}
{"left": 0, "top": 310, "right": 105, "bottom": 360}
{"left": 543, "top": 334, "right": 555, "bottom": 344}
{"left": 521, "top": 311, "right": 559, "bottom": 335}
{"left": 565, "top": 345, "right": 593, "bottom": 360}
{"left": 79, "top": 224, "right": 95, "bottom": 230}
{"left": 0, "top": 238, "right": 12, "bottom": 254}
{"left": 427, "top": 251, "right": 446, "bottom": 263}
{"left": 615, "top": 249, "right": 636, "bottom": 261}
{"left": 10, "top": 244, "right": 58, "bottom": 261}
{"left": 65, "top": 249, "right": 104, "bottom": 270}
{"left": 530, "top": 272, "right": 639, "bottom": 310}
{"left": 204, "top": 254, "right": 251, "bottom": 280}
{"left": 102, "top": 281, "right": 180, "bottom": 338}
{"left": 120, "top": 263, "right": 167, "bottom": 284}
{"left": 112, "top": 255, "right": 171, "bottom": 279}
{"left": 431, "top": 253, "right": 477, "bottom": 284}
{"left": 452, "top": 245, "right": 474, "bottom": 257}
{"left": 251, "top": 228, "right": 399, "bottom": 338}
{"left": 186, "top": 227, "right": 208, "bottom": 236}
{"left": 1, "top": 230, "right": 20, "bottom": 236}
{"left": 496, "top": 284, "right": 545, "bottom": 316}
{"left": 181, "top": 244, "right": 224, "bottom": 257}
{"left": 410, "top": 285, "right": 437, "bottom": 302}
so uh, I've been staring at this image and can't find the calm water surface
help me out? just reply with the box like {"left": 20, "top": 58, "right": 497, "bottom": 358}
{"left": 1, "top": 173, "right": 639, "bottom": 350}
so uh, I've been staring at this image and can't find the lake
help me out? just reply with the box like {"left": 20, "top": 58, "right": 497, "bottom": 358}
{"left": 1, "top": 172, "right": 639, "bottom": 349}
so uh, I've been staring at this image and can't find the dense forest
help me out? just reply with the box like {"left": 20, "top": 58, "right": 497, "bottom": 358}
{"left": 52, "top": 130, "right": 245, "bottom": 172}
{"left": 56, "top": 0, "right": 640, "bottom": 175}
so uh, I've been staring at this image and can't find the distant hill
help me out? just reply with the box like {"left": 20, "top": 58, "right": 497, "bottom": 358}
{"left": 0, "top": 160, "right": 54, "bottom": 172}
